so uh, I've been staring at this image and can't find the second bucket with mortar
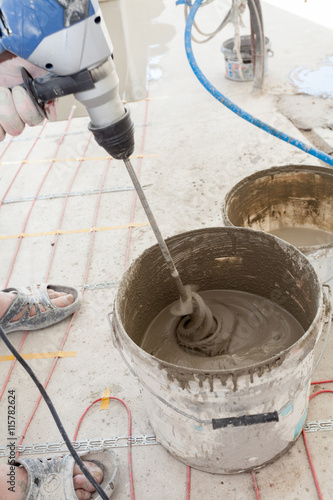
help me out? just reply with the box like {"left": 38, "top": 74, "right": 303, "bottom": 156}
{"left": 222, "top": 164, "right": 333, "bottom": 291}
{"left": 111, "top": 227, "right": 330, "bottom": 473}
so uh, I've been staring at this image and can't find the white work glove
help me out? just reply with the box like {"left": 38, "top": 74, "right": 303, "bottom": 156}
{"left": 0, "top": 51, "right": 57, "bottom": 141}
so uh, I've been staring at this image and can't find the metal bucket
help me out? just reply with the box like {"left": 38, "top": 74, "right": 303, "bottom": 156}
{"left": 222, "top": 164, "right": 333, "bottom": 291}
{"left": 111, "top": 227, "right": 330, "bottom": 473}
{"left": 221, "top": 35, "right": 272, "bottom": 81}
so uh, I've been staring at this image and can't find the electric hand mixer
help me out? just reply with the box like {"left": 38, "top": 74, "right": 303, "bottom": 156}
{"left": 0, "top": 0, "right": 231, "bottom": 356}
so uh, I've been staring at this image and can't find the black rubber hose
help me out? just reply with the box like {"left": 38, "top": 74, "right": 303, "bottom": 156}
{"left": 0, "top": 326, "right": 109, "bottom": 500}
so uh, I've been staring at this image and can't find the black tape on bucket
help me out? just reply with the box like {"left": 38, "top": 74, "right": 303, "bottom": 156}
{"left": 212, "top": 411, "right": 279, "bottom": 429}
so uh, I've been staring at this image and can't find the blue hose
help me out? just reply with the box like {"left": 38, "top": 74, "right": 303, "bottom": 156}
{"left": 184, "top": 0, "right": 333, "bottom": 167}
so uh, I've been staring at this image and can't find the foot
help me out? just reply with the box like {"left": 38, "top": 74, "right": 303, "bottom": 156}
{"left": 1, "top": 460, "right": 103, "bottom": 500}
{"left": 0, "top": 288, "right": 74, "bottom": 324}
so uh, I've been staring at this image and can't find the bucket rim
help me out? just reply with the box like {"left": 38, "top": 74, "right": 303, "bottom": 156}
{"left": 222, "top": 164, "right": 333, "bottom": 251}
{"left": 221, "top": 35, "right": 271, "bottom": 56}
{"left": 113, "top": 226, "right": 324, "bottom": 377}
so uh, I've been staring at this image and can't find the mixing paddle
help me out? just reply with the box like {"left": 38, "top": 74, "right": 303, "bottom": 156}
{"left": 123, "top": 158, "right": 235, "bottom": 356}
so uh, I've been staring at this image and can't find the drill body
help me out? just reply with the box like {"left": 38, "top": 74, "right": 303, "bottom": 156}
{"left": 0, "top": 0, "right": 134, "bottom": 159}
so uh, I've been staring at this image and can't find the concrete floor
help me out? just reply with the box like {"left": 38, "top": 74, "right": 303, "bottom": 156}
{"left": 1, "top": 1, "right": 333, "bottom": 498}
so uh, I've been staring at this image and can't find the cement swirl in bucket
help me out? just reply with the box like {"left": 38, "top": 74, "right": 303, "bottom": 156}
{"left": 111, "top": 227, "right": 330, "bottom": 473}
{"left": 222, "top": 164, "right": 333, "bottom": 290}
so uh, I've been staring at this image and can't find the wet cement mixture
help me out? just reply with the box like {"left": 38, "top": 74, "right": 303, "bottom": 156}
{"left": 140, "top": 290, "right": 304, "bottom": 370}
{"left": 269, "top": 226, "right": 333, "bottom": 247}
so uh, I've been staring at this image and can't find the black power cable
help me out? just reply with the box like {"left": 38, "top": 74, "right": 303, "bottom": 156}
{"left": 0, "top": 326, "right": 109, "bottom": 500}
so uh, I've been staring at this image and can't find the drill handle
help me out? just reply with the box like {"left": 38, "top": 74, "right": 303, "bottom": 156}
{"left": 21, "top": 67, "right": 96, "bottom": 116}
{"left": 20, "top": 65, "right": 135, "bottom": 160}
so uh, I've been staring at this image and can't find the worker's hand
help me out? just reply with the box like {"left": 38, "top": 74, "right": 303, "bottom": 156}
{"left": 0, "top": 51, "right": 57, "bottom": 141}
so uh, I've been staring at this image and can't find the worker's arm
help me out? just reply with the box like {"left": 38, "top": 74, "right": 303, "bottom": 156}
{"left": 0, "top": 51, "right": 56, "bottom": 141}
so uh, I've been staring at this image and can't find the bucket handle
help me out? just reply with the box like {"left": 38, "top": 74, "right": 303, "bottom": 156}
{"left": 307, "top": 284, "right": 332, "bottom": 382}
{"left": 212, "top": 411, "right": 279, "bottom": 430}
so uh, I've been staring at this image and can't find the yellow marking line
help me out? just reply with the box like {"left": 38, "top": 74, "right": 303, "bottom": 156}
{"left": 100, "top": 387, "right": 111, "bottom": 410}
{"left": 0, "top": 154, "right": 158, "bottom": 166}
{"left": 123, "top": 96, "right": 168, "bottom": 104}
{"left": 0, "top": 351, "right": 77, "bottom": 362}
{"left": 0, "top": 222, "right": 148, "bottom": 240}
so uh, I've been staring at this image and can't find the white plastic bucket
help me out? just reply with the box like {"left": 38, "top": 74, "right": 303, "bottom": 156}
{"left": 111, "top": 227, "right": 330, "bottom": 473}
{"left": 221, "top": 35, "right": 272, "bottom": 81}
